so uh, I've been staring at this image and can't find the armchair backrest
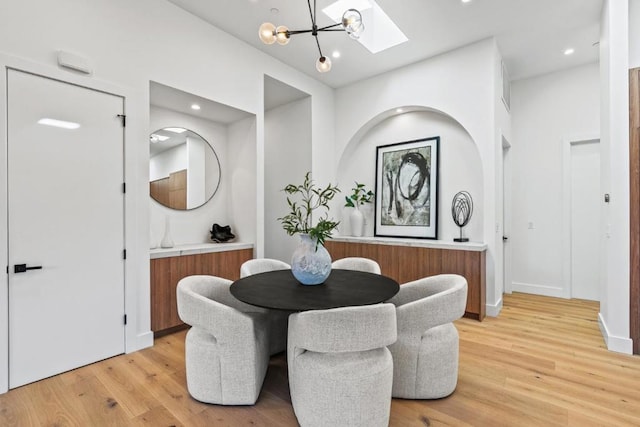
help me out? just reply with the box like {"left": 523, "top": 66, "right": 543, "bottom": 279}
{"left": 331, "top": 257, "right": 381, "bottom": 274}
{"left": 240, "top": 258, "right": 291, "bottom": 278}
{"left": 289, "top": 303, "right": 397, "bottom": 354}
{"left": 388, "top": 274, "right": 468, "bottom": 333}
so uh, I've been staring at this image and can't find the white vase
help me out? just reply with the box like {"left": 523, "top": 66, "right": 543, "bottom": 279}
{"left": 160, "top": 216, "right": 174, "bottom": 248}
{"left": 291, "top": 233, "right": 332, "bottom": 285}
{"left": 350, "top": 205, "right": 364, "bottom": 237}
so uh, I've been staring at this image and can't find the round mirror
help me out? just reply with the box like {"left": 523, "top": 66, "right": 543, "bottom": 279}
{"left": 149, "top": 127, "right": 221, "bottom": 210}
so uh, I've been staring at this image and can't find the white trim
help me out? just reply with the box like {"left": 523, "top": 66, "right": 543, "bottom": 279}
{"left": 598, "top": 312, "right": 633, "bottom": 354}
{"left": 502, "top": 136, "right": 512, "bottom": 295}
{"left": 561, "top": 133, "right": 600, "bottom": 300}
{"left": 512, "top": 281, "right": 565, "bottom": 298}
{"left": 486, "top": 297, "right": 503, "bottom": 317}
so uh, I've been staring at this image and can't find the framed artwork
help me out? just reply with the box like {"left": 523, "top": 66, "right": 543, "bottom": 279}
{"left": 374, "top": 136, "right": 439, "bottom": 239}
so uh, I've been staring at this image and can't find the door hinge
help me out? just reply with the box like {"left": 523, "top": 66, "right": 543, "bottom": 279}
{"left": 5, "top": 266, "right": 8, "bottom": 274}
{"left": 117, "top": 114, "right": 126, "bottom": 127}
{"left": 123, "top": 249, "right": 127, "bottom": 260}
{"left": 122, "top": 182, "right": 126, "bottom": 194}
{"left": 124, "top": 314, "right": 127, "bottom": 325}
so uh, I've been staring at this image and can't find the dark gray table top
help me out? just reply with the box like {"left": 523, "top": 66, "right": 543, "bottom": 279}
{"left": 230, "top": 269, "right": 399, "bottom": 311}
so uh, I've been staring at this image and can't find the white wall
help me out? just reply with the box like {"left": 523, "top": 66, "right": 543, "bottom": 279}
{"left": 150, "top": 105, "right": 231, "bottom": 245}
{"left": 264, "top": 97, "right": 312, "bottom": 262}
{"left": 510, "top": 63, "right": 600, "bottom": 297}
{"left": 599, "top": 0, "right": 632, "bottom": 354}
{"left": 631, "top": 0, "right": 640, "bottom": 68}
{"left": 336, "top": 110, "right": 484, "bottom": 242}
{"left": 0, "top": 0, "right": 335, "bottom": 392}
{"left": 334, "top": 38, "right": 503, "bottom": 315}
{"left": 227, "top": 116, "right": 258, "bottom": 250}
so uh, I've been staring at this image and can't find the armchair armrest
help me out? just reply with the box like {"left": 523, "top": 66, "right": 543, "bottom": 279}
{"left": 177, "top": 276, "right": 260, "bottom": 343}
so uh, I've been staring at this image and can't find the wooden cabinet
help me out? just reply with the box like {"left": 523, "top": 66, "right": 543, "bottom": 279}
{"left": 150, "top": 246, "right": 253, "bottom": 335}
{"left": 325, "top": 239, "right": 486, "bottom": 321}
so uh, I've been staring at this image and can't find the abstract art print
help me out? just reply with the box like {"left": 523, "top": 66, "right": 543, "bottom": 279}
{"left": 374, "top": 137, "right": 439, "bottom": 239}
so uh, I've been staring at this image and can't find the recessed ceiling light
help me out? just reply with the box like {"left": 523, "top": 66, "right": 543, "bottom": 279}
{"left": 37, "top": 118, "right": 80, "bottom": 129}
{"left": 332, "top": 51, "right": 341, "bottom": 58}
{"left": 191, "top": 104, "right": 201, "bottom": 110}
{"left": 164, "top": 127, "right": 187, "bottom": 134}
{"left": 396, "top": 108, "right": 404, "bottom": 113}
{"left": 461, "top": 0, "right": 472, "bottom": 3}
{"left": 564, "top": 48, "right": 575, "bottom": 55}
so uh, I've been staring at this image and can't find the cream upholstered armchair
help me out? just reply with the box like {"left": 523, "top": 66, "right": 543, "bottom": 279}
{"left": 287, "top": 303, "right": 397, "bottom": 427}
{"left": 331, "top": 257, "right": 381, "bottom": 274}
{"left": 240, "top": 258, "right": 291, "bottom": 355}
{"left": 240, "top": 258, "right": 291, "bottom": 277}
{"left": 387, "top": 274, "right": 468, "bottom": 399}
{"left": 176, "top": 275, "right": 270, "bottom": 405}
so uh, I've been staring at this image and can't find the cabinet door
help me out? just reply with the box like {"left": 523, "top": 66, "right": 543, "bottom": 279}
{"left": 150, "top": 249, "right": 253, "bottom": 333}
{"left": 325, "top": 241, "right": 485, "bottom": 320}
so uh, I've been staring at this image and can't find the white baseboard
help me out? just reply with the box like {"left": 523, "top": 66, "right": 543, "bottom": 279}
{"left": 486, "top": 297, "right": 503, "bottom": 317}
{"left": 598, "top": 313, "right": 633, "bottom": 354}
{"left": 512, "top": 281, "right": 565, "bottom": 298}
{"left": 126, "top": 331, "right": 154, "bottom": 353}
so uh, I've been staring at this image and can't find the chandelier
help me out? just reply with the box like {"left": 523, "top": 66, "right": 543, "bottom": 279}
{"left": 258, "top": 0, "right": 364, "bottom": 73}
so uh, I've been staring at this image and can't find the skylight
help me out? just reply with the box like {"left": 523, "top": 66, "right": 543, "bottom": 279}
{"left": 322, "top": 0, "right": 408, "bottom": 54}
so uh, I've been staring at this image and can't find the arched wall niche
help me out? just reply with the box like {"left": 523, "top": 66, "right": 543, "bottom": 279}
{"left": 336, "top": 106, "right": 484, "bottom": 242}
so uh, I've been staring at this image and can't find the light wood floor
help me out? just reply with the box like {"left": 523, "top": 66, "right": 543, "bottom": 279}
{"left": 1, "top": 293, "right": 639, "bottom": 426}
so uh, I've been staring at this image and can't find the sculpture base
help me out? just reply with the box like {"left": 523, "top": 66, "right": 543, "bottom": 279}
{"left": 453, "top": 237, "right": 469, "bottom": 242}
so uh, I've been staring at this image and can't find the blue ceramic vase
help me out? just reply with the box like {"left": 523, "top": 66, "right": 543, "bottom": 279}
{"left": 291, "top": 234, "right": 331, "bottom": 285}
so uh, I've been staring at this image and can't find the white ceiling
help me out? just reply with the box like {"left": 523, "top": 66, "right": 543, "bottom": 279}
{"left": 167, "top": 0, "right": 603, "bottom": 88}
{"left": 150, "top": 81, "right": 253, "bottom": 124}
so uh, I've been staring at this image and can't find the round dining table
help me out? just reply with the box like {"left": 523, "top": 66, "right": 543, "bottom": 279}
{"left": 230, "top": 268, "right": 399, "bottom": 311}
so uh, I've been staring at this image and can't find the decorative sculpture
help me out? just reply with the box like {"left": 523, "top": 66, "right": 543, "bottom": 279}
{"left": 210, "top": 223, "right": 235, "bottom": 243}
{"left": 451, "top": 191, "right": 473, "bottom": 242}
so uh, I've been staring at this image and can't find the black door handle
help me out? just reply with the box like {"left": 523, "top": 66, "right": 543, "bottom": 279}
{"left": 14, "top": 264, "right": 43, "bottom": 273}
{"left": 503, "top": 236, "right": 509, "bottom": 242}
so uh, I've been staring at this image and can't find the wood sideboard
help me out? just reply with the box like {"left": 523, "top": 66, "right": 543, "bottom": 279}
{"left": 325, "top": 238, "right": 486, "bottom": 321}
{"left": 150, "top": 244, "right": 254, "bottom": 335}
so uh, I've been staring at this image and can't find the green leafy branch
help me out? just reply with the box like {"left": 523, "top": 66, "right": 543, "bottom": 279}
{"left": 278, "top": 172, "right": 340, "bottom": 248}
{"left": 344, "top": 182, "right": 374, "bottom": 208}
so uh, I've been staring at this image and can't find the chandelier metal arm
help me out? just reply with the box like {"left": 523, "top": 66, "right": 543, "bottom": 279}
{"left": 315, "top": 23, "right": 343, "bottom": 31}
{"left": 307, "top": 0, "right": 315, "bottom": 27}
{"left": 314, "top": 34, "right": 324, "bottom": 58}
{"left": 288, "top": 29, "right": 315, "bottom": 35}
{"left": 288, "top": 22, "right": 342, "bottom": 36}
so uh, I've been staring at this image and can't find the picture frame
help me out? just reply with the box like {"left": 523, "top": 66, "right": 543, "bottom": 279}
{"left": 374, "top": 136, "right": 439, "bottom": 239}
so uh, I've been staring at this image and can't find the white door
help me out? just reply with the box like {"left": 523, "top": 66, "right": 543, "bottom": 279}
{"left": 7, "top": 69, "right": 125, "bottom": 388}
{"left": 570, "top": 140, "right": 600, "bottom": 301}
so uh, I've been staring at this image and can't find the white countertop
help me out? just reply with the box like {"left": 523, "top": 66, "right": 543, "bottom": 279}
{"left": 150, "top": 242, "right": 254, "bottom": 259}
{"left": 328, "top": 236, "right": 487, "bottom": 252}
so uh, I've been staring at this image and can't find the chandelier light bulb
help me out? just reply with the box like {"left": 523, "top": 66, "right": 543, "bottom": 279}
{"left": 348, "top": 24, "right": 364, "bottom": 40}
{"left": 342, "top": 9, "right": 363, "bottom": 35}
{"left": 275, "top": 25, "right": 290, "bottom": 45}
{"left": 316, "top": 56, "right": 332, "bottom": 73}
{"left": 259, "top": 22, "right": 277, "bottom": 44}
